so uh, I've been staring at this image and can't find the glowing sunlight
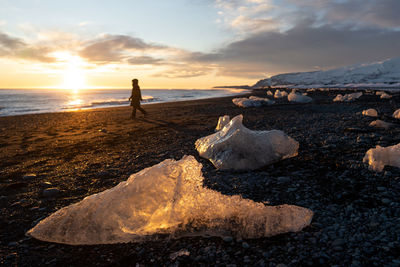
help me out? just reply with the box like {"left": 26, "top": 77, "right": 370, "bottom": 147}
{"left": 53, "top": 51, "right": 87, "bottom": 91}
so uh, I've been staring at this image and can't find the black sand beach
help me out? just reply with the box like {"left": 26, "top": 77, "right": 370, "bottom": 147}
{"left": 1, "top": 89, "right": 400, "bottom": 266}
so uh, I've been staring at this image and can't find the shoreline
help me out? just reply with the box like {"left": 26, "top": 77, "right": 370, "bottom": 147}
{"left": 1, "top": 89, "right": 400, "bottom": 266}
{"left": 0, "top": 89, "right": 251, "bottom": 118}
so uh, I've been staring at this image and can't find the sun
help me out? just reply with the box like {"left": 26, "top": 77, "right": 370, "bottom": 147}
{"left": 52, "top": 51, "right": 87, "bottom": 91}
{"left": 63, "top": 68, "right": 85, "bottom": 92}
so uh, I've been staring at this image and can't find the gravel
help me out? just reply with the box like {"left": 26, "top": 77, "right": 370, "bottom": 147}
{"left": 0, "top": 89, "right": 399, "bottom": 266}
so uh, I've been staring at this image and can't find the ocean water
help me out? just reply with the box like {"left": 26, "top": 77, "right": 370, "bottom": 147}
{"left": 0, "top": 88, "right": 249, "bottom": 117}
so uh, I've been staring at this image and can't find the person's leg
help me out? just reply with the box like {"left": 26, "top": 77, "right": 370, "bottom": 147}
{"left": 138, "top": 106, "right": 147, "bottom": 115}
{"left": 131, "top": 108, "right": 137, "bottom": 119}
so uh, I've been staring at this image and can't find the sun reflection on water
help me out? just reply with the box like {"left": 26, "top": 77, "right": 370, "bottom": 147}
{"left": 66, "top": 90, "right": 84, "bottom": 110}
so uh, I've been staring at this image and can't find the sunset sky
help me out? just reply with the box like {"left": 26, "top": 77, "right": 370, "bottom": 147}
{"left": 0, "top": 0, "right": 399, "bottom": 89}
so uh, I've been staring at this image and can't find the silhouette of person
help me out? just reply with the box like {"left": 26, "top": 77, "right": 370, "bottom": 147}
{"left": 129, "top": 79, "right": 147, "bottom": 119}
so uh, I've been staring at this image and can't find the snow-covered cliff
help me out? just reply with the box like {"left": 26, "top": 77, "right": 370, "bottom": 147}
{"left": 254, "top": 57, "right": 400, "bottom": 88}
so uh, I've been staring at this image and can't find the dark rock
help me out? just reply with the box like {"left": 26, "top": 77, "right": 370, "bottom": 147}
{"left": 42, "top": 188, "right": 61, "bottom": 197}
{"left": 223, "top": 236, "right": 233, "bottom": 243}
{"left": 23, "top": 173, "right": 37, "bottom": 180}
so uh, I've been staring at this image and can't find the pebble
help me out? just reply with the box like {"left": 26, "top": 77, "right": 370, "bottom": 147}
{"left": 41, "top": 181, "right": 52, "bottom": 188}
{"left": 331, "top": 239, "right": 345, "bottom": 247}
{"left": 223, "top": 236, "right": 233, "bottom": 243}
{"left": 243, "top": 256, "right": 251, "bottom": 263}
{"left": 42, "top": 188, "right": 61, "bottom": 197}
{"left": 23, "top": 173, "right": 37, "bottom": 180}
{"left": 3, "top": 92, "right": 400, "bottom": 266}
{"left": 277, "top": 176, "right": 291, "bottom": 183}
{"left": 8, "top": 241, "right": 18, "bottom": 247}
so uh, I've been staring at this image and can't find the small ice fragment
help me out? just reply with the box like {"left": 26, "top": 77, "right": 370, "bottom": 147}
{"left": 362, "top": 109, "right": 378, "bottom": 117}
{"left": 393, "top": 109, "right": 400, "bottom": 119}
{"left": 216, "top": 115, "right": 230, "bottom": 131}
{"left": 232, "top": 96, "right": 274, "bottom": 108}
{"left": 380, "top": 93, "right": 391, "bottom": 99}
{"left": 170, "top": 249, "right": 190, "bottom": 260}
{"left": 27, "top": 156, "right": 313, "bottom": 245}
{"left": 333, "top": 92, "right": 362, "bottom": 102}
{"left": 363, "top": 143, "right": 400, "bottom": 172}
{"left": 195, "top": 115, "right": 299, "bottom": 170}
{"left": 287, "top": 92, "right": 312, "bottom": 103}
{"left": 274, "top": 90, "right": 288, "bottom": 99}
{"left": 369, "top": 120, "right": 393, "bottom": 130}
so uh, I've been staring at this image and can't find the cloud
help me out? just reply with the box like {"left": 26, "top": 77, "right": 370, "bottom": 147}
{"left": 0, "top": 32, "right": 25, "bottom": 49}
{"left": 78, "top": 21, "right": 93, "bottom": 27}
{"left": 79, "top": 34, "right": 168, "bottom": 63}
{"left": 215, "top": 0, "right": 400, "bottom": 37}
{"left": 187, "top": 22, "right": 400, "bottom": 78}
{"left": 153, "top": 65, "right": 214, "bottom": 78}
{"left": 0, "top": 31, "right": 56, "bottom": 62}
{"left": 289, "top": 0, "right": 400, "bottom": 28}
{"left": 127, "top": 56, "right": 164, "bottom": 65}
{"left": 200, "top": 0, "right": 400, "bottom": 78}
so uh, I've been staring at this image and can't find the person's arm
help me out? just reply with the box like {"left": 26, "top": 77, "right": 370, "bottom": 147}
{"left": 129, "top": 89, "right": 133, "bottom": 101}
{"left": 139, "top": 88, "right": 143, "bottom": 101}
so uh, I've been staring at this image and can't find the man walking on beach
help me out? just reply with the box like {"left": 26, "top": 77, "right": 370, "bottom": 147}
{"left": 129, "top": 79, "right": 147, "bottom": 119}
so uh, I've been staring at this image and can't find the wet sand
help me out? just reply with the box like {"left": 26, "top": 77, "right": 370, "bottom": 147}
{"left": 1, "top": 89, "right": 400, "bottom": 266}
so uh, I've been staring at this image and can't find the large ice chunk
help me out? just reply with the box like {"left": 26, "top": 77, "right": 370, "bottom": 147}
{"left": 215, "top": 115, "right": 230, "bottom": 131}
{"left": 363, "top": 143, "right": 400, "bottom": 172}
{"left": 362, "top": 108, "right": 378, "bottom": 117}
{"left": 333, "top": 92, "right": 362, "bottom": 102}
{"left": 380, "top": 92, "right": 392, "bottom": 99}
{"left": 27, "top": 156, "right": 313, "bottom": 245}
{"left": 393, "top": 109, "right": 400, "bottom": 119}
{"left": 287, "top": 92, "right": 312, "bottom": 103}
{"left": 274, "top": 90, "right": 288, "bottom": 98}
{"left": 232, "top": 96, "right": 274, "bottom": 108}
{"left": 369, "top": 120, "right": 393, "bottom": 130}
{"left": 195, "top": 115, "right": 299, "bottom": 170}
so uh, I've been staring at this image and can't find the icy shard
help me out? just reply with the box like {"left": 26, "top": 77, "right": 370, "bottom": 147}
{"left": 287, "top": 92, "right": 312, "bottom": 103}
{"left": 274, "top": 90, "right": 288, "bottom": 99}
{"left": 333, "top": 92, "right": 362, "bottom": 102}
{"left": 216, "top": 115, "right": 230, "bottom": 131}
{"left": 362, "top": 108, "right": 378, "bottom": 117}
{"left": 369, "top": 120, "right": 393, "bottom": 130}
{"left": 363, "top": 143, "right": 400, "bottom": 172}
{"left": 27, "top": 156, "right": 313, "bottom": 245}
{"left": 232, "top": 96, "right": 274, "bottom": 108}
{"left": 195, "top": 115, "right": 299, "bottom": 170}
{"left": 380, "top": 92, "right": 391, "bottom": 99}
{"left": 393, "top": 109, "right": 400, "bottom": 119}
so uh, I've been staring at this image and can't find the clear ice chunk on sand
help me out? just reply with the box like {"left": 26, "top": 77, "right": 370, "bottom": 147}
{"left": 27, "top": 156, "right": 313, "bottom": 245}
{"left": 232, "top": 96, "right": 274, "bottom": 108}
{"left": 362, "top": 108, "right": 378, "bottom": 117}
{"left": 363, "top": 143, "right": 400, "bottom": 172}
{"left": 333, "top": 92, "right": 362, "bottom": 102}
{"left": 287, "top": 92, "right": 312, "bottom": 103}
{"left": 216, "top": 115, "right": 230, "bottom": 131}
{"left": 393, "top": 109, "right": 400, "bottom": 119}
{"left": 274, "top": 90, "right": 288, "bottom": 98}
{"left": 369, "top": 120, "right": 393, "bottom": 130}
{"left": 195, "top": 115, "right": 299, "bottom": 170}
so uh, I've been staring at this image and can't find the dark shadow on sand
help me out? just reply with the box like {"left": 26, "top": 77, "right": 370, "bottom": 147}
{"left": 136, "top": 117, "right": 193, "bottom": 133}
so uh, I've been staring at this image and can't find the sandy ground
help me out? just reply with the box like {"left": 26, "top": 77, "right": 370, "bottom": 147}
{"left": 1, "top": 89, "right": 400, "bottom": 266}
